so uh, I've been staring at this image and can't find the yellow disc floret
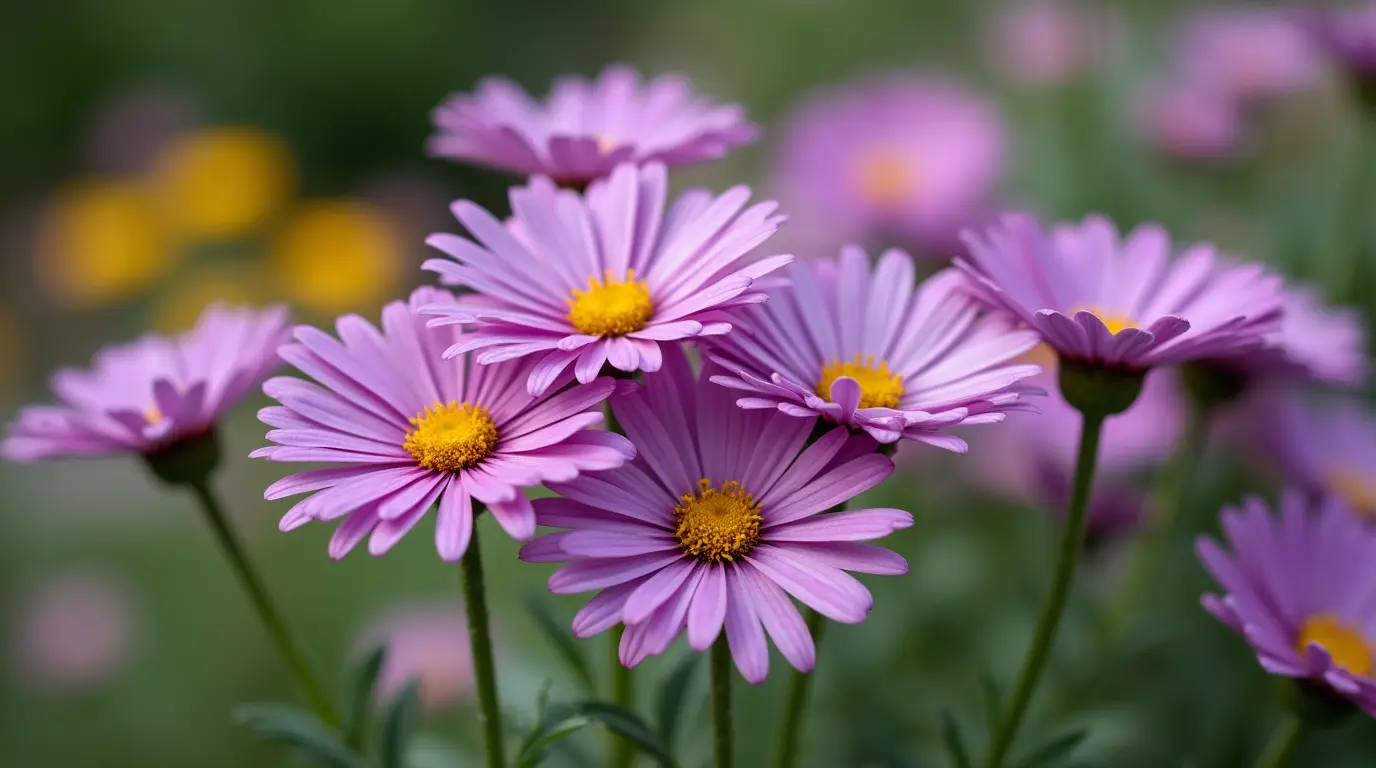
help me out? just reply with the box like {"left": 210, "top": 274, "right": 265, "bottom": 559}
{"left": 674, "top": 479, "right": 764, "bottom": 562}
{"left": 817, "top": 353, "right": 906, "bottom": 410}
{"left": 852, "top": 145, "right": 917, "bottom": 208}
{"left": 403, "top": 400, "right": 499, "bottom": 473}
{"left": 1329, "top": 468, "right": 1376, "bottom": 520}
{"left": 1297, "top": 613, "right": 1373, "bottom": 677}
{"left": 567, "top": 269, "right": 654, "bottom": 337}
{"left": 1069, "top": 304, "right": 1136, "bottom": 335}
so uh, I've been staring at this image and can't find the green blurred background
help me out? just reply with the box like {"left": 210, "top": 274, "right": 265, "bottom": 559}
{"left": 3, "top": 1, "right": 1375, "bottom": 766}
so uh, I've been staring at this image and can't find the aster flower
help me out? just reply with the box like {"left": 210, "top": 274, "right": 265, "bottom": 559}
{"left": 1216, "top": 284, "right": 1369, "bottom": 387}
{"left": 422, "top": 162, "right": 791, "bottom": 396}
{"left": 1134, "top": 80, "right": 1246, "bottom": 163}
{"left": 984, "top": 1, "right": 1122, "bottom": 88}
{"left": 1305, "top": 2, "right": 1376, "bottom": 87}
{"left": 428, "top": 65, "right": 756, "bottom": 185}
{"left": 1174, "top": 7, "right": 1318, "bottom": 105}
{"left": 772, "top": 74, "right": 1005, "bottom": 253}
{"left": 520, "top": 348, "right": 911, "bottom": 683}
{"left": 253, "top": 287, "right": 635, "bottom": 560}
{"left": 1260, "top": 391, "right": 1376, "bottom": 520}
{"left": 956, "top": 213, "right": 1285, "bottom": 372}
{"left": 707, "top": 247, "right": 1043, "bottom": 449}
{"left": 355, "top": 603, "right": 473, "bottom": 712}
{"left": 2, "top": 303, "right": 288, "bottom": 462}
{"left": 1198, "top": 493, "right": 1376, "bottom": 716}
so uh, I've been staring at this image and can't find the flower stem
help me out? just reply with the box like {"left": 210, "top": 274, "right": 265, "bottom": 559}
{"left": 772, "top": 608, "right": 826, "bottom": 768}
{"left": 1254, "top": 715, "right": 1303, "bottom": 768}
{"left": 609, "top": 624, "right": 635, "bottom": 768}
{"left": 187, "top": 479, "right": 339, "bottom": 727}
{"left": 711, "top": 635, "right": 734, "bottom": 768}
{"left": 461, "top": 521, "right": 506, "bottom": 768}
{"left": 983, "top": 411, "right": 1105, "bottom": 768}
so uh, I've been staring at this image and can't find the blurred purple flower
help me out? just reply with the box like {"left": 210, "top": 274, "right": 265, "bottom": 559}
{"left": 1221, "top": 284, "right": 1369, "bottom": 387}
{"left": 2, "top": 304, "right": 289, "bottom": 461}
{"left": 355, "top": 604, "right": 474, "bottom": 713}
{"left": 428, "top": 65, "right": 756, "bottom": 185}
{"left": 1175, "top": 7, "right": 1319, "bottom": 105}
{"left": 255, "top": 287, "right": 634, "bottom": 560}
{"left": 984, "top": 1, "right": 1122, "bottom": 88}
{"left": 957, "top": 214, "right": 1285, "bottom": 370}
{"left": 1261, "top": 391, "right": 1376, "bottom": 520}
{"left": 1134, "top": 81, "right": 1246, "bottom": 162}
{"left": 11, "top": 569, "right": 137, "bottom": 692}
{"left": 1198, "top": 493, "right": 1376, "bottom": 714}
{"left": 1304, "top": 2, "right": 1376, "bottom": 85}
{"left": 521, "top": 348, "right": 911, "bottom": 684}
{"left": 708, "top": 247, "right": 1042, "bottom": 449}
{"left": 771, "top": 74, "right": 1006, "bottom": 255}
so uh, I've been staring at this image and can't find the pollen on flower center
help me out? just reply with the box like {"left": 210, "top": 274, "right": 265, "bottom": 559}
{"left": 403, "top": 400, "right": 499, "bottom": 473}
{"left": 674, "top": 479, "right": 764, "bottom": 562}
{"left": 143, "top": 404, "right": 164, "bottom": 424}
{"left": 1329, "top": 468, "right": 1376, "bottom": 519}
{"left": 817, "top": 353, "right": 906, "bottom": 409}
{"left": 566, "top": 269, "right": 654, "bottom": 337}
{"left": 594, "top": 133, "right": 619, "bottom": 154}
{"left": 1297, "top": 613, "right": 1373, "bottom": 676}
{"left": 852, "top": 146, "right": 917, "bottom": 207}
{"left": 1069, "top": 304, "right": 1137, "bottom": 335}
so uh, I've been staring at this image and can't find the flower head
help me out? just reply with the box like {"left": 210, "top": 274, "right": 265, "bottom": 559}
{"left": 1198, "top": 493, "right": 1376, "bottom": 716}
{"left": 355, "top": 603, "right": 473, "bottom": 713}
{"left": 956, "top": 214, "right": 1285, "bottom": 371}
{"left": 1304, "top": 2, "right": 1376, "bottom": 85}
{"left": 1174, "top": 8, "right": 1318, "bottom": 104}
{"left": 1218, "top": 284, "right": 1368, "bottom": 387}
{"left": 254, "top": 287, "right": 635, "bottom": 560}
{"left": 772, "top": 74, "right": 1005, "bottom": 253}
{"left": 422, "top": 162, "right": 791, "bottom": 396}
{"left": 1260, "top": 392, "right": 1376, "bottom": 521}
{"left": 1134, "top": 81, "right": 1246, "bottom": 163}
{"left": 2, "top": 303, "right": 289, "bottom": 461}
{"left": 11, "top": 569, "right": 138, "bottom": 692}
{"left": 521, "top": 348, "right": 912, "bottom": 683}
{"left": 984, "top": 1, "right": 1122, "bottom": 88}
{"left": 428, "top": 65, "right": 756, "bottom": 185}
{"left": 708, "top": 247, "right": 1043, "bottom": 448}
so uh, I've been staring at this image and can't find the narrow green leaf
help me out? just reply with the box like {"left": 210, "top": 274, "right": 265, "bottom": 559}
{"left": 569, "top": 699, "right": 679, "bottom": 768}
{"left": 344, "top": 647, "right": 387, "bottom": 751}
{"left": 656, "top": 653, "right": 701, "bottom": 749}
{"left": 235, "top": 703, "right": 363, "bottom": 768}
{"left": 380, "top": 680, "right": 421, "bottom": 768}
{"left": 979, "top": 674, "right": 1002, "bottom": 733}
{"left": 939, "top": 711, "right": 972, "bottom": 768}
{"left": 515, "top": 715, "right": 595, "bottom": 768}
{"left": 1016, "top": 730, "right": 1088, "bottom": 768}
{"left": 525, "top": 592, "right": 596, "bottom": 693}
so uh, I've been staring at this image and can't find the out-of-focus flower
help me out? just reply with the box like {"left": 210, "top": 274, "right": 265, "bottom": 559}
{"left": 708, "top": 247, "right": 1041, "bottom": 449}
{"left": 255, "top": 287, "right": 634, "bottom": 561}
{"left": 1134, "top": 81, "right": 1246, "bottom": 162}
{"left": 957, "top": 214, "right": 1285, "bottom": 371}
{"left": 772, "top": 74, "right": 1005, "bottom": 255}
{"left": 148, "top": 263, "right": 274, "bottom": 333}
{"left": 1198, "top": 493, "right": 1376, "bottom": 716}
{"left": 1261, "top": 392, "right": 1376, "bottom": 520}
{"left": 355, "top": 604, "right": 473, "bottom": 712}
{"left": 429, "top": 65, "right": 756, "bottom": 185}
{"left": 151, "top": 127, "right": 295, "bottom": 241}
{"left": 37, "top": 181, "right": 176, "bottom": 308}
{"left": 1216, "top": 284, "right": 1368, "bottom": 387}
{"left": 1, "top": 304, "right": 289, "bottom": 461}
{"left": 984, "top": 1, "right": 1122, "bottom": 88}
{"left": 1306, "top": 2, "right": 1376, "bottom": 87}
{"left": 10, "top": 569, "right": 138, "bottom": 692}
{"left": 521, "top": 347, "right": 911, "bottom": 684}
{"left": 1175, "top": 7, "right": 1319, "bottom": 105}
{"left": 82, "top": 85, "right": 199, "bottom": 177}
{"left": 422, "top": 162, "right": 790, "bottom": 396}
{"left": 270, "top": 200, "right": 403, "bottom": 316}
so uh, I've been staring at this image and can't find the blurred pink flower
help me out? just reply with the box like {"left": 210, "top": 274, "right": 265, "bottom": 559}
{"left": 985, "top": 1, "right": 1122, "bottom": 88}
{"left": 10, "top": 569, "right": 138, "bottom": 692}
{"left": 1175, "top": 7, "right": 1319, "bottom": 104}
{"left": 1135, "top": 81, "right": 1246, "bottom": 162}
{"left": 1305, "top": 2, "right": 1376, "bottom": 85}
{"left": 355, "top": 603, "right": 474, "bottom": 713}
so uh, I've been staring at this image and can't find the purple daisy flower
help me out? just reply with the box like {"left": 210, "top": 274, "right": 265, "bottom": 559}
{"left": 1305, "top": 2, "right": 1376, "bottom": 85}
{"left": 427, "top": 65, "right": 756, "bottom": 185}
{"left": 2, "top": 303, "right": 288, "bottom": 461}
{"left": 1260, "top": 391, "right": 1376, "bottom": 521}
{"left": 422, "top": 162, "right": 792, "bottom": 397}
{"left": 1223, "top": 284, "right": 1369, "bottom": 387}
{"left": 1198, "top": 492, "right": 1376, "bottom": 715}
{"left": 519, "top": 348, "right": 911, "bottom": 683}
{"left": 253, "top": 287, "right": 635, "bottom": 561}
{"left": 1134, "top": 80, "right": 1246, "bottom": 163}
{"left": 984, "top": 1, "right": 1123, "bottom": 89}
{"left": 956, "top": 213, "right": 1285, "bottom": 371}
{"left": 707, "top": 246, "right": 1043, "bottom": 449}
{"left": 1175, "top": 7, "right": 1319, "bottom": 105}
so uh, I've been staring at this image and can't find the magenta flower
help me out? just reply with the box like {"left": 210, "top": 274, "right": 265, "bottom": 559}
{"left": 1306, "top": 2, "right": 1376, "bottom": 84}
{"left": 355, "top": 603, "right": 473, "bottom": 713}
{"left": 1134, "top": 80, "right": 1246, "bottom": 163}
{"left": 956, "top": 214, "right": 1285, "bottom": 371}
{"left": 253, "top": 287, "right": 634, "bottom": 561}
{"left": 1224, "top": 284, "right": 1369, "bottom": 387}
{"left": 520, "top": 349, "right": 911, "bottom": 683}
{"left": 1198, "top": 493, "right": 1376, "bottom": 715}
{"left": 428, "top": 65, "right": 756, "bottom": 185}
{"left": 984, "top": 1, "right": 1122, "bottom": 88}
{"left": 423, "top": 162, "right": 791, "bottom": 396}
{"left": 2, "top": 304, "right": 288, "bottom": 461}
{"left": 1175, "top": 7, "right": 1318, "bottom": 104}
{"left": 1260, "top": 391, "right": 1376, "bottom": 521}
{"left": 708, "top": 247, "right": 1042, "bottom": 449}
{"left": 771, "top": 74, "right": 1005, "bottom": 254}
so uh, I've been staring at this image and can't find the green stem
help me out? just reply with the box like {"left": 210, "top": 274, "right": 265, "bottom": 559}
{"left": 461, "top": 521, "right": 506, "bottom": 768}
{"left": 188, "top": 479, "right": 339, "bottom": 727}
{"left": 711, "top": 636, "right": 734, "bottom": 768}
{"left": 983, "top": 412, "right": 1105, "bottom": 768}
{"left": 772, "top": 609, "right": 826, "bottom": 768}
{"left": 609, "top": 624, "right": 635, "bottom": 768}
{"left": 1254, "top": 715, "right": 1303, "bottom": 768}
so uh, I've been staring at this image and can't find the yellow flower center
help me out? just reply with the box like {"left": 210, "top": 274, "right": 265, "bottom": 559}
{"left": 1070, "top": 304, "right": 1137, "bottom": 335}
{"left": 567, "top": 269, "right": 654, "bottom": 337}
{"left": 1329, "top": 468, "right": 1376, "bottom": 520}
{"left": 144, "top": 404, "right": 164, "bottom": 425}
{"left": 674, "top": 479, "right": 764, "bottom": 562}
{"left": 1297, "top": 613, "right": 1373, "bottom": 677}
{"left": 852, "top": 146, "right": 917, "bottom": 208}
{"left": 595, "top": 133, "right": 619, "bottom": 154}
{"left": 402, "top": 401, "right": 499, "bottom": 473}
{"left": 817, "top": 354, "right": 906, "bottom": 410}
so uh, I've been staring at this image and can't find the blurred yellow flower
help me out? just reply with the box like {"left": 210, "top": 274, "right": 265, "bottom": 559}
{"left": 0, "top": 306, "right": 22, "bottom": 404}
{"left": 148, "top": 263, "right": 272, "bottom": 333}
{"left": 270, "top": 200, "right": 403, "bottom": 315}
{"left": 151, "top": 127, "right": 295, "bottom": 241}
{"left": 38, "top": 181, "right": 174, "bottom": 308}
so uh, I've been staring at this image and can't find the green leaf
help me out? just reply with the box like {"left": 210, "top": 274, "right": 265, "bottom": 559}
{"left": 979, "top": 674, "right": 1002, "bottom": 733}
{"left": 515, "top": 715, "right": 595, "bottom": 768}
{"left": 525, "top": 592, "right": 596, "bottom": 693}
{"left": 235, "top": 703, "right": 363, "bottom": 768}
{"left": 344, "top": 646, "right": 387, "bottom": 751}
{"left": 656, "top": 654, "right": 701, "bottom": 749}
{"left": 939, "top": 711, "right": 972, "bottom": 768}
{"left": 567, "top": 700, "right": 679, "bottom": 768}
{"left": 1016, "top": 730, "right": 1087, "bottom": 768}
{"left": 380, "top": 680, "right": 421, "bottom": 768}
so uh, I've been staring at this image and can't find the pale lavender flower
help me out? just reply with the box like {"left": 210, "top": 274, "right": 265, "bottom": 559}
{"left": 11, "top": 569, "right": 138, "bottom": 692}
{"left": 1134, "top": 81, "right": 1246, "bottom": 162}
{"left": 355, "top": 603, "right": 474, "bottom": 713}
{"left": 1175, "top": 7, "right": 1319, "bottom": 104}
{"left": 1306, "top": 2, "right": 1376, "bottom": 84}
{"left": 1222, "top": 284, "right": 1369, "bottom": 387}
{"left": 985, "top": 1, "right": 1122, "bottom": 88}
{"left": 1261, "top": 391, "right": 1376, "bottom": 520}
